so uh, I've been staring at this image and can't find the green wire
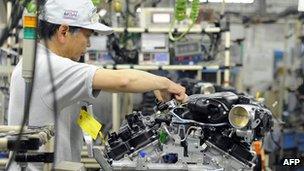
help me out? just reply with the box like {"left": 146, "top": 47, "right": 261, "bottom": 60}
{"left": 175, "top": 0, "right": 187, "bottom": 21}
{"left": 190, "top": 0, "right": 200, "bottom": 22}
{"left": 169, "top": 0, "right": 200, "bottom": 42}
{"left": 169, "top": 19, "right": 195, "bottom": 41}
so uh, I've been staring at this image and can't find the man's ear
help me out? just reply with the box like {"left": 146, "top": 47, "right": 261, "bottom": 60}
{"left": 57, "top": 25, "right": 70, "bottom": 43}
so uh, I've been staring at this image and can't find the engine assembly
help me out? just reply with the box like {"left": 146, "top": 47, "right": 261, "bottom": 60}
{"left": 103, "top": 92, "right": 273, "bottom": 171}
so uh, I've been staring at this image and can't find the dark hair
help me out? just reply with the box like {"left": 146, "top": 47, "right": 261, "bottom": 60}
{"left": 37, "top": 20, "right": 81, "bottom": 40}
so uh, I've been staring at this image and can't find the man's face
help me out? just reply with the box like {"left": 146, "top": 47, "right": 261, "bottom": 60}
{"left": 63, "top": 28, "right": 93, "bottom": 61}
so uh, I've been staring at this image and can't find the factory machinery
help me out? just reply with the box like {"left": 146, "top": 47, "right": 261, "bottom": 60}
{"left": 94, "top": 91, "right": 273, "bottom": 171}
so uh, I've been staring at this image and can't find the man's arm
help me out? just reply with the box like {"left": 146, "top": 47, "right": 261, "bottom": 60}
{"left": 92, "top": 69, "right": 187, "bottom": 101}
{"left": 93, "top": 69, "right": 170, "bottom": 92}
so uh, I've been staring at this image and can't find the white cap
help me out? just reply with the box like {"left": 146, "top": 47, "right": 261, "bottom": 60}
{"left": 39, "top": 0, "right": 113, "bottom": 35}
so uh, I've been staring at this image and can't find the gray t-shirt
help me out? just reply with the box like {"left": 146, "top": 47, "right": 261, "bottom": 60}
{"left": 8, "top": 43, "right": 100, "bottom": 170}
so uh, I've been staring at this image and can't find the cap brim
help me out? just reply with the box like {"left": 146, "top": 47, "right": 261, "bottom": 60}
{"left": 82, "top": 22, "right": 113, "bottom": 35}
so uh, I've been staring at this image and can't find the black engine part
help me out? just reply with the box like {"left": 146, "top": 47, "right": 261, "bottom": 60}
{"left": 106, "top": 113, "right": 158, "bottom": 160}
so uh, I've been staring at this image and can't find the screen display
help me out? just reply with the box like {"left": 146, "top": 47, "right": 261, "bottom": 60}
{"left": 152, "top": 13, "right": 171, "bottom": 23}
{"left": 176, "top": 43, "right": 200, "bottom": 55}
{"left": 154, "top": 53, "right": 169, "bottom": 61}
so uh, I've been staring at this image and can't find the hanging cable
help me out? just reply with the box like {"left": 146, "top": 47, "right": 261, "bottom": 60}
{"left": 36, "top": 1, "right": 60, "bottom": 169}
{"left": 5, "top": 1, "right": 60, "bottom": 170}
{"left": 169, "top": 0, "right": 200, "bottom": 41}
{"left": 270, "top": 130, "right": 281, "bottom": 150}
{"left": 4, "top": 1, "right": 37, "bottom": 170}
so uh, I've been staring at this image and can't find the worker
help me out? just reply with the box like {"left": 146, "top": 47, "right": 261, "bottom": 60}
{"left": 7, "top": 0, "right": 187, "bottom": 169}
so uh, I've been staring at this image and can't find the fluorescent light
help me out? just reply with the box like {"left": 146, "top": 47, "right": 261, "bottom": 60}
{"left": 299, "top": 0, "right": 304, "bottom": 11}
{"left": 199, "top": 0, "right": 254, "bottom": 3}
{"left": 152, "top": 13, "right": 171, "bottom": 24}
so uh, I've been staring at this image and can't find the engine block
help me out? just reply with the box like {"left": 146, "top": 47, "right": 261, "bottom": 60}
{"left": 103, "top": 92, "right": 273, "bottom": 171}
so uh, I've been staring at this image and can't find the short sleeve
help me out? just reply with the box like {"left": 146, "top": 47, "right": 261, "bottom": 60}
{"left": 39, "top": 56, "right": 101, "bottom": 110}
{"left": 85, "top": 65, "right": 100, "bottom": 98}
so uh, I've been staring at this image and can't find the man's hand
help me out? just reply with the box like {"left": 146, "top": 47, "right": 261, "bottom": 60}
{"left": 154, "top": 81, "right": 188, "bottom": 103}
{"left": 93, "top": 69, "right": 188, "bottom": 102}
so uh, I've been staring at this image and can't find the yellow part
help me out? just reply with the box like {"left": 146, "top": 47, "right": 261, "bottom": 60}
{"left": 23, "top": 15, "right": 37, "bottom": 28}
{"left": 113, "top": 0, "right": 122, "bottom": 13}
{"left": 98, "top": 132, "right": 106, "bottom": 144}
{"left": 77, "top": 110, "right": 102, "bottom": 140}
{"left": 255, "top": 91, "right": 260, "bottom": 99}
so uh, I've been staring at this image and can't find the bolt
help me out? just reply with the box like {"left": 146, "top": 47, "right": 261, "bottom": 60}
{"left": 194, "top": 143, "right": 198, "bottom": 147}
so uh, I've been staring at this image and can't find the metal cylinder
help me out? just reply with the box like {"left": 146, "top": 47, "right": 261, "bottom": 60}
{"left": 228, "top": 105, "right": 255, "bottom": 129}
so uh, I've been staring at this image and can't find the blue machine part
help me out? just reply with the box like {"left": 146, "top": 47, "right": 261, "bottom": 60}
{"left": 162, "top": 153, "right": 178, "bottom": 164}
{"left": 273, "top": 50, "right": 284, "bottom": 69}
{"left": 172, "top": 54, "right": 204, "bottom": 65}
{"left": 0, "top": 152, "right": 8, "bottom": 158}
{"left": 139, "top": 52, "right": 170, "bottom": 65}
{"left": 154, "top": 53, "right": 169, "bottom": 62}
{"left": 139, "top": 150, "right": 148, "bottom": 158}
{"left": 282, "top": 131, "right": 304, "bottom": 151}
{"left": 282, "top": 131, "right": 297, "bottom": 150}
{"left": 297, "top": 132, "right": 304, "bottom": 152}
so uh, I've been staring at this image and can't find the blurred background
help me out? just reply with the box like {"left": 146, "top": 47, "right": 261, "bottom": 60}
{"left": 1, "top": 0, "right": 304, "bottom": 170}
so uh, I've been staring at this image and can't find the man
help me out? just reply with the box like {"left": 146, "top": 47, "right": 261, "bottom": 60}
{"left": 8, "top": 0, "right": 187, "bottom": 170}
